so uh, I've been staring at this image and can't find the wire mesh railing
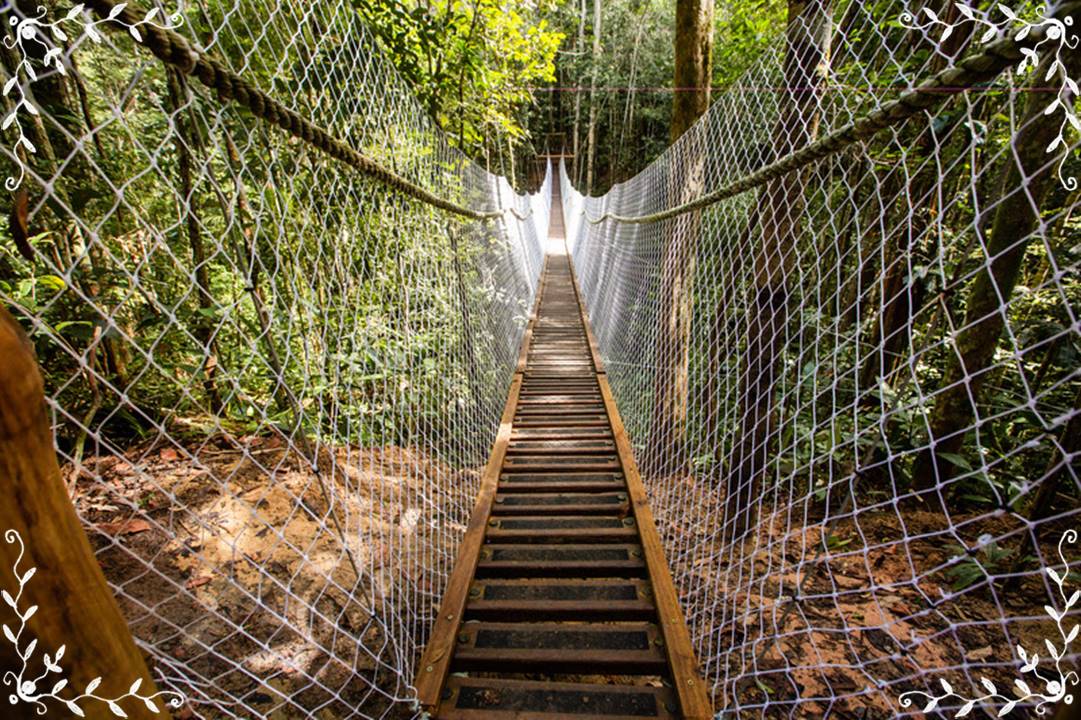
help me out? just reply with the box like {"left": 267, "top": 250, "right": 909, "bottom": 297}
{"left": 563, "top": 0, "right": 1080, "bottom": 716}
{"left": 1, "top": 1, "right": 547, "bottom": 716}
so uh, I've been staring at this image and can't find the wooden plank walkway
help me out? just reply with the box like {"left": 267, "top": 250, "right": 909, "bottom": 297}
{"left": 415, "top": 179, "right": 711, "bottom": 719}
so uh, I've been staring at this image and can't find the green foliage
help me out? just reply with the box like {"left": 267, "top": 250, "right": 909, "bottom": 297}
{"left": 0, "top": 0, "right": 536, "bottom": 471}
{"left": 355, "top": 0, "right": 564, "bottom": 162}
{"left": 946, "top": 539, "right": 1034, "bottom": 591}
{"left": 712, "top": 0, "right": 785, "bottom": 90}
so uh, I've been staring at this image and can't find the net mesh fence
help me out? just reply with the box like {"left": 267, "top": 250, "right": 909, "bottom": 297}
{"left": 1, "top": 0, "right": 1080, "bottom": 717}
{"left": 562, "top": 1, "right": 1080, "bottom": 716}
{"left": 1, "top": 1, "right": 547, "bottom": 716}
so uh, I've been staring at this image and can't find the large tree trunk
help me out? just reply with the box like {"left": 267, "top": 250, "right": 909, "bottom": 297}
{"left": 723, "top": 0, "right": 831, "bottom": 538}
{"left": 857, "top": 1, "right": 976, "bottom": 394}
{"left": 671, "top": 0, "right": 715, "bottom": 142}
{"left": 910, "top": 43, "right": 1081, "bottom": 496}
{"left": 643, "top": 0, "right": 714, "bottom": 473}
{"left": 0, "top": 308, "right": 171, "bottom": 720}
{"left": 584, "top": 0, "right": 602, "bottom": 194}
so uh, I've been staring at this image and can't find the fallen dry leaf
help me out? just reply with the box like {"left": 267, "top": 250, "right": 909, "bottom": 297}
{"left": 186, "top": 576, "right": 212, "bottom": 590}
{"left": 97, "top": 519, "right": 152, "bottom": 536}
{"left": 160, "top": 447, "right": 180, "bottom": 461}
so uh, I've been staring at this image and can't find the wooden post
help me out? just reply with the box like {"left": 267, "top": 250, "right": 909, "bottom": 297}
{"left": 0, "top": 306, "right": 172, "bottom": 719}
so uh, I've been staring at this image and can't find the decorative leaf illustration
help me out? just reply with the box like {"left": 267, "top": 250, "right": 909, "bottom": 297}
{"left": 896, "top": 530, "right": 1078, "bottom": 716}
{"left": 0, "top": 530, "right": 185, "bottom": 715}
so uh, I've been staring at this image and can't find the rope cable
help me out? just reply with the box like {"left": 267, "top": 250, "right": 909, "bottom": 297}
{"left": 582, "top": 4, "right": 1080, "bottom": 225}
{"left": 84, "top": 0, "right": 505, "bottom": 221}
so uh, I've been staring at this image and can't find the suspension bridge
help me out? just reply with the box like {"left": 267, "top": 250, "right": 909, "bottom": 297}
{"left": 0, "top": 0, "right": 1079, "bottom": 718}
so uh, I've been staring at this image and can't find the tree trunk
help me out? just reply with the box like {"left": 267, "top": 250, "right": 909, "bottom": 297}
{"left": 585, "top": 0, "right": 601, "bottom": 194}
{"left": 617, "top": 18, "right": 647, "bottom": 177}
{"left": 724, "top": 0, "right": 831, "bottom": 538}
{"left": 671, "top": 0, "right": 715, "bottom": 142}
{"left": 165, "top": 68, "right": 223, "bottom": 415}
{"left": 0, "top": 307, "right": 171, "bottom": 719}
{"left": 910, "top": 43, "right": 1081, "bottom": 495}
{"left": 857, "top": 3, "right": 978, "bottom": 394}
{"left": 643, "top": 0, "right": 714, "bottom": 473}
{"left": 571, "top": 0, "right": 585, "bottom": 183}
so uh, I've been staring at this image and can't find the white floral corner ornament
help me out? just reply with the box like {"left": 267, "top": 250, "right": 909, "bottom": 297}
{"left": 1, "top": 2, "right": 184, "bottom": 191}
{"left": 2, "top": 529, "right": 184, "bottom": 716}
{"left": 900, "top": 3, "right": 1081, "bottom": 190}
{"left": 898, "top": 529, "right": 1079, "bottom": 717}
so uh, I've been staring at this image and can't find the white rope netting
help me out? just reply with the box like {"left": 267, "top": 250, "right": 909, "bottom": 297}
{"left": 1, "top": 0, "right": 1079, "bottom": 717}
{"left": 1, "top": 1, "right": 547, "bottom": 716}
{"left": 563, "top": 1, "right": 1080, "bottom": 715}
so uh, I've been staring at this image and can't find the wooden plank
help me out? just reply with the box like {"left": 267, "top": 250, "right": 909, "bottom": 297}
{"left": 414, "top": 375, "right": 524, "bottom": 707}
{"left": 0, "top": 306, "right": 172, "bottom": 720}
{"left": 564, "top": 262, "right": 713, "bottom": 719}
{"left": 452, "top": 621, "right": 667, "bottom": 674}
{"left": 438, "top": 677, "right": 677, "bottom": 719}
{"left": 476, "top": 543, "right": 647, "bottom": 578}
{"left": 466, "top": 578, "right": 654, "bottom": 620}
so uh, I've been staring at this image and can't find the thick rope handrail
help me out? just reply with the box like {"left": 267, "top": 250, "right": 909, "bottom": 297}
{"left": 83, "top": 0, "right": 503, "bottom": 221}
{"left": 583, "top": 4, "right": 1080, "bottom": 225}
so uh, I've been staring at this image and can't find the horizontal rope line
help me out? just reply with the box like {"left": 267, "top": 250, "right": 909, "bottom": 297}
{"left": 529, "top": 85, "right": 1065, "bottom": 93}
{"left": 583, "top": 5, "right": 1079, "bottom": 226}
{"left": 84, "top": 0, "right": 503, "bottom": 221}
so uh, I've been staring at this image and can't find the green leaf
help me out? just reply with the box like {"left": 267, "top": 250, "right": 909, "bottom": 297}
{"left": 938, "top": 452, "right": 972, "bottom": 472}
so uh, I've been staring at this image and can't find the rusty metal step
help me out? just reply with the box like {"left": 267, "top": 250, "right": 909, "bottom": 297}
{"left": 475, "top": 544, "right": 646, "bottom": 578}
{"left": 492, "top": 492, "right": 628, "bottom": 515}
{"left": 512, "top": 416, "right": 610, "bottom": 428}
{"left": 498, "top": 472, "right": 625, "bottom": 493}
{"left": 486, "top": 515, "right": 636, "bottom": 543}
{"left": 506, "top": 439, "right": 616, "bottom": 453}
{"left": 510, "top": 428, "right": 612, "bottom": 440}
{"left": 451, "top": 622, "right": 667, "bottom": 674}
{"left": 514, "top": 409, "right": 607, "bottom": 419}
{"left": 438, "top": 677, "right": 678, "bottom": 719}
{"left": 518, "top": 396, "right": 603, "bottom": 405}
{"left": 515, "top": 405, "right": 607, "bottom": 415}
{"left": 466, "top": 578, "right": 654, "bottom": 620}
{"left": 502, "top": 455, "right": 622, "bottom": 473}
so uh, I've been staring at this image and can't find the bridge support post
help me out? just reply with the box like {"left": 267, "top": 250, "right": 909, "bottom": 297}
{"left": 0, "top": 306, "right": 171, "bottom": 719}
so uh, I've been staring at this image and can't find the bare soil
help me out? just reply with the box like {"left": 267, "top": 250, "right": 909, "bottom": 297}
{"left": 651, "top": 474, "right": 1080, "bottom": 718}
{"left": 71, "top": 431, "right": 476, "bottom": 719}
{"left": 71, "top": 436, "right": 1078, "bottom": 719}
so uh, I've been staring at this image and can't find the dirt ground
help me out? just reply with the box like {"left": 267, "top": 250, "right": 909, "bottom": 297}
{"left": 650, "top": 474, "right": 1080, "bottom": 718}
{"left": 71, "top": 431, "right": 477, "bottom": 719}
{"left": 71, "top": 434, "right": 1078, "bottom": 719}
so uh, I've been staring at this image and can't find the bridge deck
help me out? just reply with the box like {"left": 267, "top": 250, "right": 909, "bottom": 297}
{"left": 415, "top": 182, "right": 711, "bottom": 719}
